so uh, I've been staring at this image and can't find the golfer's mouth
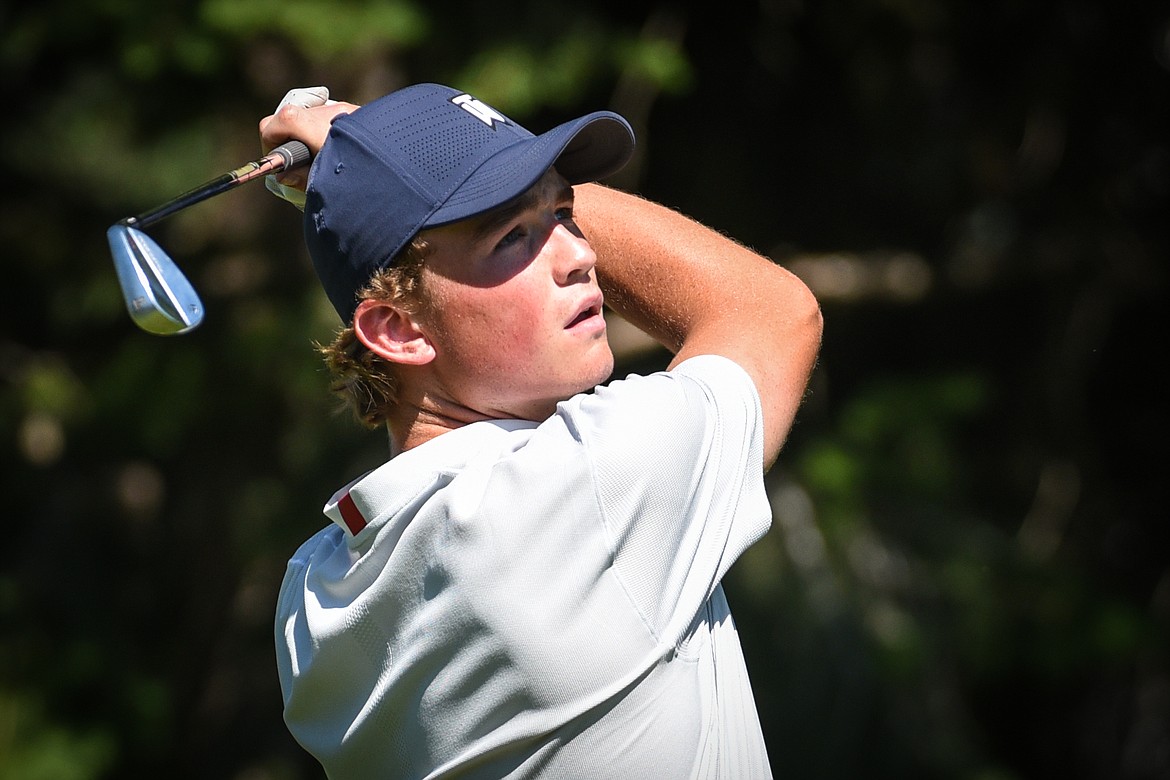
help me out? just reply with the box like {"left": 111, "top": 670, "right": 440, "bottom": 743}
{"left": 566, "top": 295, "right": 605, "bottom": 330}
{"left": 568, "top": 307, "right": 600, "bottom": 327}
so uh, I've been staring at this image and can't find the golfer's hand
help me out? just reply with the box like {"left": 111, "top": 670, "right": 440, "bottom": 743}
{"left": 259, "top": 87, "right": 359, "bottom": 200}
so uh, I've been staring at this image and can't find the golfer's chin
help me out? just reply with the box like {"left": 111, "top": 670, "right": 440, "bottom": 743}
{"left": 542, "top": 345, "right": 616, "bottom": 415}
{"left": 580, "top": 341, "right": 616, "bottom": 391}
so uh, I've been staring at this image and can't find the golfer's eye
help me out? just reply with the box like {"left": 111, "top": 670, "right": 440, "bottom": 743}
{"left": 496, "top": 225, "right": 526, "bottom": 251}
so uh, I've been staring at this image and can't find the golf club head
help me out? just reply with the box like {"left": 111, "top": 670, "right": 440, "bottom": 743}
{"left": 107, "top": 223, "right": 204, "bottom": 335}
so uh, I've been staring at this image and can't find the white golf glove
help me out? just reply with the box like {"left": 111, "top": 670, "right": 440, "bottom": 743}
{"left": 265, "top": 86, "right": 335, "bottom": 210}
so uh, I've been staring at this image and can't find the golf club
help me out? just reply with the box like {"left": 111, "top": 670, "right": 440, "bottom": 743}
{"left": 108, "top": 140, "right": 311, "bottom": 335}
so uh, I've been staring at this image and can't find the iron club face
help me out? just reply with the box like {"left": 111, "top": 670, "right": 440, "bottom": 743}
{"left": 107, "top": 140, "right": 310, "bottom": 335}
{"left": 107, "top": 222, "right": 204, "bottom": 335}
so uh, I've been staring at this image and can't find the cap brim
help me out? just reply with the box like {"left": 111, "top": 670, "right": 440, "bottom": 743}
{"left": 423, "top": 111, "right": 634, "bottom": 228}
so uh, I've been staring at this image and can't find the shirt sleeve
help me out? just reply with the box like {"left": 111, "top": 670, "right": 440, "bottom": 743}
{"left": 557, "top": 354, "right": 773, "bottom": 646}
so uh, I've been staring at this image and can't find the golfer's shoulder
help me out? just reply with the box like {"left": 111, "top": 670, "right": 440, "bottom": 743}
{"left": 285, "top": 522, "right": 344, "bottom": 568}
{"left": 671, "top": 353, "right": 756, "bottom": 386}
{"left": 624, "top": 354, "right": 758, "bottom": 409}
{"left": 556, "top": 354, "right": 758, "bottom": 448}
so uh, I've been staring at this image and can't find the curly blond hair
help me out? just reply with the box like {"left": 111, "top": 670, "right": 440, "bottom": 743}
{"left": 317, "top": 236, "right": 431, "bottom": 428}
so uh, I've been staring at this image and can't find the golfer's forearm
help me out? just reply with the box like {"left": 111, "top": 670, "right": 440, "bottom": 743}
{"left": 576, "top": 182, "right": 706, "bottom": 354}
{"left": 576, "top": 183, "right": 819, "bottom": 355}
{"left": 574, "top": 182, "right": 823, "bottom": 462}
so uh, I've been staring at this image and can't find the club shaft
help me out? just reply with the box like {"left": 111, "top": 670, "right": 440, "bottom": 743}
{"left": 126, "top": 141, "right": 310, "bottom": 229}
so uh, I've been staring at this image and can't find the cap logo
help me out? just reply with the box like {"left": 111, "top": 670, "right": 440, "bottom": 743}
{"left": 451, "top": 93, "right": 508, "bottom": 128}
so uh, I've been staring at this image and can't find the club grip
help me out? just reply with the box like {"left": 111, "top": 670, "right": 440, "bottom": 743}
{"left": 269, "top": 140, "right": 312, "bottom": 171}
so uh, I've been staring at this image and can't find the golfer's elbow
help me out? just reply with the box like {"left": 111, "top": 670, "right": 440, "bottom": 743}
{"left": 795, "top": 279, "right": 824, "bottom": 362}
{"left": 765, "top": 262, "right": 823, "bottom": 362}
{"left": 757, "top": 271, "right": 822, "bottom": 467}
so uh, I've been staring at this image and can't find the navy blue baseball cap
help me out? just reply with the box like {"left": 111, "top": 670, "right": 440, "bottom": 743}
{"left": 304, "top": 83, "right": 636, "bottom": 322}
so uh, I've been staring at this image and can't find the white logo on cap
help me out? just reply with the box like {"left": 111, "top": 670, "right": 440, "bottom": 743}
{"left": 451, "top": 94, "right": 508, "bottom": 128}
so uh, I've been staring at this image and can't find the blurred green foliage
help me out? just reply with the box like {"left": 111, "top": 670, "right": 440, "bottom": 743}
{"left": 2, "top": 0, "right": 1167, "bottom": 778}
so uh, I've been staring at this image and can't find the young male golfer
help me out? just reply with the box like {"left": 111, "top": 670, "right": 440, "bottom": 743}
{"left": 259, "top": 82, "right": 822, "bottom": 778}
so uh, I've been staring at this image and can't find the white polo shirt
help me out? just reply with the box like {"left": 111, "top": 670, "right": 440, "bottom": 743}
{"left": 276, "top": 355, "right": 774, "bottom": 778}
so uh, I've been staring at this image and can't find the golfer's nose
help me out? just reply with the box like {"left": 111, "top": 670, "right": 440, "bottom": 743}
{"left": 550, "top": 223, "right": 596, "bottom": 284}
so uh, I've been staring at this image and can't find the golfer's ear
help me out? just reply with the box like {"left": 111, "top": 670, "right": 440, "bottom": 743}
{"left": 352, "top": 299, "right": 435, "bottom": 365}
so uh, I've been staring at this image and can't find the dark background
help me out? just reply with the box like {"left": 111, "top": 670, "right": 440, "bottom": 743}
{"left": 2, "top": 1, "right": 1167, "bottom": 777}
